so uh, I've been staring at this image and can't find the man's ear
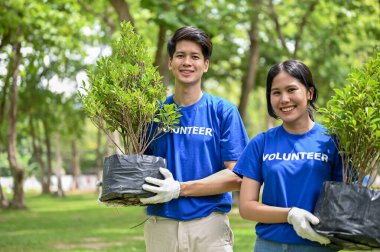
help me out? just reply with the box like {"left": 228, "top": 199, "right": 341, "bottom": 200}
{"left": 204, "top": 59, "right": 209, "bottom": 73}
{"left": 168, "top": 59, "right": 172, "bottom": 71}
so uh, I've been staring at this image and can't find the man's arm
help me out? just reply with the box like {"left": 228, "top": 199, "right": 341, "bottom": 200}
{"left": 179, "top": 161, "right": 242, "bottom": 197}
{"left": 140, "top": 161, "right": 241, "bottom": 204}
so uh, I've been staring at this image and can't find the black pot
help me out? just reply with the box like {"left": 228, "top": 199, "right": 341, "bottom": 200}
{"left": 99, "top": 154, "right": 165, "bottom": 206}
{"left": 313, "top": 181, "right": 380, "bottom": 250}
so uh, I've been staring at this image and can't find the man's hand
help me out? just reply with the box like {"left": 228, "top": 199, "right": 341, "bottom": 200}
{"left": 140, "top": 168, "right": 180, "bottom": 204}
{"left": 287, "top": 207, "right": 330, "bottom": 245}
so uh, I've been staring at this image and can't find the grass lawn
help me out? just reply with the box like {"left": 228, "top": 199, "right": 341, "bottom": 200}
{"left": 0, "top": 192, "right": 147, "bottom": 252}
{"left": 0, "top": 192, "right": 374, "bottom": 252}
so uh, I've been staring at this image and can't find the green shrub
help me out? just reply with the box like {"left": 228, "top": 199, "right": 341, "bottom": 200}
{"left": 319, "top": 50, "right": 380, "bottom": 186}
{"left": 79, "top": 22, "right": 181, "bottom": 155}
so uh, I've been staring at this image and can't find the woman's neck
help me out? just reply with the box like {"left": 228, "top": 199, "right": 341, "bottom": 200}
{"left": 283, "top": 118, "right": 315, "bottom": 134}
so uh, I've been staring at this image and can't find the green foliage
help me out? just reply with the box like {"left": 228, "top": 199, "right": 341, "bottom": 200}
{"left": 79, "top": 22, "right": 181, "bottom": 155}
{"left": 319, "top": 50, "right": 380, "bottom": 186}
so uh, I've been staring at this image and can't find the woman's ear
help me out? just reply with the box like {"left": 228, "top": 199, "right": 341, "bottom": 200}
{"left": 308, "top": 87, "right": 314, "bottom": 101}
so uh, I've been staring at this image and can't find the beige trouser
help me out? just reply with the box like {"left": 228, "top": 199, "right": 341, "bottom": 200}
{"left": 144, "top": 212, "right": 234, "bottom": 252}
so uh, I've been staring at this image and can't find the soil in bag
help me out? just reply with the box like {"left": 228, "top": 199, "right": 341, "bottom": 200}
{"left": 99, "top": 154, "right": 165, "bottom": 206}
{"left": 313, "top": 181, "right": 380, "bottom": 250}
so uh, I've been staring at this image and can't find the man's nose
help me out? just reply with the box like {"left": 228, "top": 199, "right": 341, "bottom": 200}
{"left": 182, "top": 56, "right": 192, "bottom": 65}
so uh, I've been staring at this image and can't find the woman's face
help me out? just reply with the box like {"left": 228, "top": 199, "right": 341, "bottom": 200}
{"left": 270, "top": 71, "right": 313, "bottom": 127}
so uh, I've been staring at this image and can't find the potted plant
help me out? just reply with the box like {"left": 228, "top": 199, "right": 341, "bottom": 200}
{"left": 79, "top": 22, "right": 181, "bottom": 206}
{"left": 314, "top": 50, "right": 380, "bottom": 250}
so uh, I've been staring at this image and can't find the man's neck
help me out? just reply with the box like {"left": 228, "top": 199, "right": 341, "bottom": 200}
{"left": 173, "top": 84, "right": 203, "bottom": 106}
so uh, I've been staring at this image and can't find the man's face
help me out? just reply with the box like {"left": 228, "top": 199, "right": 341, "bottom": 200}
{"left": 168, "top": 40, "right": 209, "bottom": 86}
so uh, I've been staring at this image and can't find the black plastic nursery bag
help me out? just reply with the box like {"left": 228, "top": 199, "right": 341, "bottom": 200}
{"left": 313, "top": 181, "right": 380, "bottom": 250}
{"left": 99, "top": 154, "right": 165, "bottom": 206}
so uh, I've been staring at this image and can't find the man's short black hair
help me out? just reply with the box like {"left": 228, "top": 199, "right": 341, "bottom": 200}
{"left": 167, "top": 26, "right": 212, "bottom": 60}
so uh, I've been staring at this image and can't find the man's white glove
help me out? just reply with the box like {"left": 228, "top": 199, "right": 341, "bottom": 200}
{"left": 287, "top": 207, "right": 330, "bottom": 245}
{"left": 140, "top": 168, "right": 180, "bottom": 204}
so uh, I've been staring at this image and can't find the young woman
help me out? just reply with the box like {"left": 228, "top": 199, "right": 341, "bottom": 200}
{"left": 233, "top": 60, "right": 342, "bottom": 252}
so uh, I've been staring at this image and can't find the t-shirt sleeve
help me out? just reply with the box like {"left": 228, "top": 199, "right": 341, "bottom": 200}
{"left": 220, "top": 106, "right": 249, "bottom": 162}
{"left": 233, "top": 133, "right": 265, "bottom": 183}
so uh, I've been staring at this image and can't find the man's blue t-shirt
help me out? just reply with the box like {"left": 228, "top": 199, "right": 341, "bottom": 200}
{"left": 147, "top": 92, "right": 248, "bottom": 220}
{"left": 233, "top": 123, "right": 342, "bottom": 245}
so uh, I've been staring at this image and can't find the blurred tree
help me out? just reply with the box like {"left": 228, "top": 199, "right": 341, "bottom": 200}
{"left": 54, "top": 133, "right": 65, "bottom": 197}
{"left": 238, "top": 0, "right": 262, "bottom": 120}
{"left": 61, "top": 95, "right": 86, "bottom": 191}
{"left": 0, "top": 0, "right": 378, "bottom": 209}
{"left": 0, "top": 0, "right": 93, "bottom": 208}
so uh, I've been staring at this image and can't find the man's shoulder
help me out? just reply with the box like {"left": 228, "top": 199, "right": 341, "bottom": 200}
{"left": 204, "top": 93, "right": 236, "bottom": 110}
{"left": 164, "top": 94, "right": 175, "bottom": 104}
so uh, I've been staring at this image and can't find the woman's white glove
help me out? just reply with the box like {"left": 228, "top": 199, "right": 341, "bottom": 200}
{"left": 287, "top": 207, "right": 330, "bottom": 245}
{"left": 140, "top": 168, "right": 180, "bottom": 204}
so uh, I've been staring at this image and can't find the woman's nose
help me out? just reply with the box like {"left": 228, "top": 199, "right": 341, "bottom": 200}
{"left": 280, "top": 93, "right": 290, "bottom": 103}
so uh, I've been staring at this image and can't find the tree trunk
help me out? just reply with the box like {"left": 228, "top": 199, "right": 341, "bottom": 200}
{"left": 42, "top": 119, "right": 52, "bottom": 194}
{"left": 7, "top": 39, "right": 26, "bottom": 209}
{"left": 30, "top": 117, "right": 49, "bottom": 193}
{"left": 154, "top": 24, "right": 170, "bottom": 86}
{"left": 0, "top": 181, "right": 9, "bottom": 208}
{"left": 269, "top": 0, "right": 318, "bottom": 57}
{"left": 238, "top": 0, "right": 261, "bottom": 120}
{"left": 154, "top": 25, "right": 166, "bottom": 68}
{"left": 110, "top": 0, "right": 135, "bottom": 27}
{"left": 161, "top": 54, "right": 171, "bottom": 87}
{"left": 292, "top": 0, "right": 319, "bottom": 58}
{"left": 0, "top": 54, "right": 14, "bottom": 152}
{"left": 71, "top": 140, "right": 81, "bottom": 191}
{"left": 54, "top": 134, "right": 65, "bottom": 197}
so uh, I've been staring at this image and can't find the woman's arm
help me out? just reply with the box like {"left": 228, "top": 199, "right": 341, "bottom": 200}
{"left": 239, "top": 176, "right": 289, "bottom": 223}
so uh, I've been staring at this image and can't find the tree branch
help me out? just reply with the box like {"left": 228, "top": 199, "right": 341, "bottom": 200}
{"left": 268, "top": 0, "right": 289, "bottom": 55}
{"left": 293, "top": 0, "right": 319, "bottom": 57}
{"left": 109, "top": 0, "right": 136, "bottom": 30}
{"left": 78, "top": 0, "right": 116, "bottom": 33}
{"left": 0, "top": 31, "right": 11, "bottom": 51}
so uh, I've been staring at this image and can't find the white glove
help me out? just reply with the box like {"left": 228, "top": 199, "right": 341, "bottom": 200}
{"left": 140, "top": 168, "right": 180, "bottom": 204}
{"left": 287, "top": 207, "right": 330, "bottom": 245}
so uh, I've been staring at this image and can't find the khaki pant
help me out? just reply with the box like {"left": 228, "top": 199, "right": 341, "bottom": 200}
{"left": 144, "top": 212, "right": 234, "bottom": 252}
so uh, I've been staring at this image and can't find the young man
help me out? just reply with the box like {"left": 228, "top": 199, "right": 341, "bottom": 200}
{"left": 140, "top": 26, "right": 249, "bottom": 252}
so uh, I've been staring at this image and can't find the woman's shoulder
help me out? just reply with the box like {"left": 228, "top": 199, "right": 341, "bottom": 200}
{"left": 249, "top": 125, "right": 282, "bottom": 144}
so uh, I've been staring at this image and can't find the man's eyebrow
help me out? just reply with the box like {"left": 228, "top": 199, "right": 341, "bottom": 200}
{"left": 174, "top": 51, "right": 201, "bottom": 55}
